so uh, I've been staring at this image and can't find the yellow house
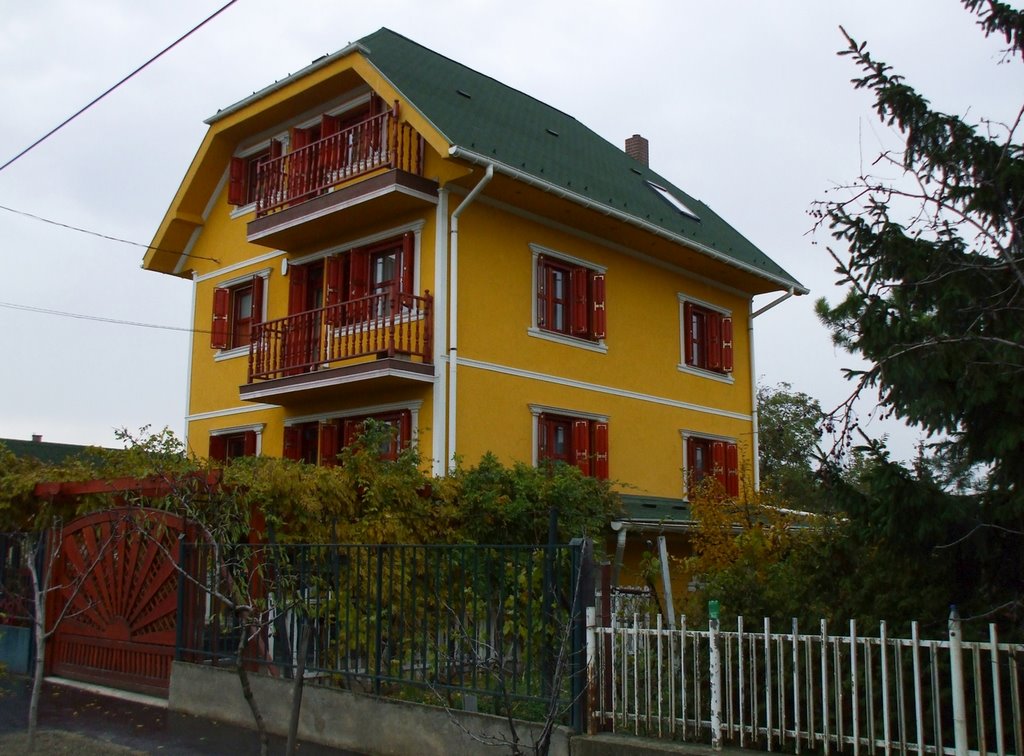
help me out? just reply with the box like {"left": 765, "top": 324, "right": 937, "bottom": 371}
{"left": 144, "top": 28, "right": 805, "bottom": 552}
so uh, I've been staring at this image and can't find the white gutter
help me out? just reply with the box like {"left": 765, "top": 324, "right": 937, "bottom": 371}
{"left": 748, "top": 288, "right": 795, "bottom": 490}
{"left": 447, "top": 164, "right": 494, "bottom": 471}
{"left": 448, "top": 146, "right": 809, "bottom": 296}
{"left": 431, "top": 188, "right": 449, "bottom": 476}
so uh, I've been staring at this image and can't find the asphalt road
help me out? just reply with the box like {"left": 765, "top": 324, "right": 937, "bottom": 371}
{"left": 0, "top": 675, "right": 362, "bottom": 755}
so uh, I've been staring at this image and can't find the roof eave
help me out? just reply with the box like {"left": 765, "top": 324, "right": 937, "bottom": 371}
{"left": 448, "top": 146, "right": 809, "bottom": 296}
{"left": 205, "top": 41, "right": 370, "bottom": 126}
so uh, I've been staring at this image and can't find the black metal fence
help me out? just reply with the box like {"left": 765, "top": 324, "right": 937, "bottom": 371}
{"left": 175, "top": 541, "right": 593, "bottom": 728}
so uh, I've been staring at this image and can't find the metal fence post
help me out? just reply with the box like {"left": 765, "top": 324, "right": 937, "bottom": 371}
{"left": 709, "top": 600, "right": 722, "bottom": 751}
{"left": 948, "top": 606, "right": 969, "bottom": 756}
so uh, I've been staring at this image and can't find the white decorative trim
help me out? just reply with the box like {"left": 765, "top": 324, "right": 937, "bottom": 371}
{"left": 679, "top": 428, "right": 736, "bottom": 444}
{"left": 239, "top": 365, "right": 434, "bottom": 401}
{"left": 460, "top": 358, "right": 751, "bottom": 422}
{"left": 213, "top": 346, "right": 248, "bottom": 363}
{"left": 174, "top": 225, "right": 204, "bottom": 277}
{"left": 210, "top": 422, "right": 266, "bottom": 436}
{"left": 676, "top": 363, "right": 735, "bottom": 385}
{"left": 528, "top": 404, "right": 608, "bottom": 422}
{"left": 677, "top": 291, "right": 730, "bottom": 315}
{"left": 285, "top": 400, "right": 423, "bottom": 427}
{"left": 187, "top": 404, "right": 276, "bottom": 422}
{"left": 229, "top": 202, "right": 256, "bottom": 220}
{"left": 287, "top": 220, "right": 426, "bottom": 268}
{"left": 526, "top": 327, "right": 608, "bottom": 354}
{"left": 196, "top": 252, "right": 285, "bottom": 283}
{"left": 247, "top": 186, "right": 436, "bottom": 244}
{"left": 215, "top": 267, "right": 271, "bottom": 291}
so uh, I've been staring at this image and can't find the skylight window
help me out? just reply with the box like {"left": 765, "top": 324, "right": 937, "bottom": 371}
{"left": 648, "top": 181, "right": 700, "bottom": 221}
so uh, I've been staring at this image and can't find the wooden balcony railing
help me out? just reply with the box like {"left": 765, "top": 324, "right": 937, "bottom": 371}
{"left": 255, "top": 106, "right": 424, "bottom": 217}
{"left": 248, "top": 288, "right": 433, "bottom": 382}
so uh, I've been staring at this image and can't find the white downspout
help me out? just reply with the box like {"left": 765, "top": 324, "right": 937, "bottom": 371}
{"left": 749, "top": 288, "right": 794, "bottom": 491}
{"left": 447, "top": 164, "right": 494, "bottom": 471}
{"left": 431, "top": 188, "right": 449, "bottom": 476}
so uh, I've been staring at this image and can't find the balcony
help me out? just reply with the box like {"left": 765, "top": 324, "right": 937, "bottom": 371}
{"left": 246, "top": 107, "right": 437, "bottom": 249}
{"left": 239, "top": 288, "right": 434, "bottom": 404}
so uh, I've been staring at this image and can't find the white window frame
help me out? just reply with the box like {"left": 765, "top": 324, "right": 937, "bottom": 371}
{"left": 528, "top": 403, "right": 608, "bottom": 467}
{"left": 210, "top": 423, "right": 266, "bottom": 457}
{"left": 213, "top": 268, "right": 271, "bottom": 362}
{"left": 677, "top": 292, "right": 735, "bottom": 384}
{"left": 679, "top": 428, "right": 738, "bottom": 499}
{"left": 528, "top": 243, "right": 608, "bottom": 354}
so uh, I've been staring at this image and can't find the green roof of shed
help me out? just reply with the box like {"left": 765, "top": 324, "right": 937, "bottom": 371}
{"left": 0, "top": 438, "right": 105, "bottom": 466}
{"left": 358, "top": 28, "right": 804, "bottom": 292}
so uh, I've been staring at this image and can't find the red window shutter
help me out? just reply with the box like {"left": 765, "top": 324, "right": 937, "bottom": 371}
{"left": 243, "top": 430, "right": 258, "bottom": 457}
{"left": 570, "top": 267, "right": 589, "bottom": 337}
{"left": 269, "top": 139, "right": 283, "bottom": 160}
{"left": 325, "top": 255, "right": 343, "bottom": 326}
{"left": 321, "top": 113, "right": 341, "bottom": 138}
{"left": 725, "top": 442, "right": 739, "bottom": 497}
{"left": 283, "top": 427, "right": 302, "bottom": 460}
{"left": 707, "top": 311, "right": 723, "bottom": 371}
{"left": 591, "top": 273, "right": 606, "bottom": 340}
{"left": 686, "top": 437, "right": 697, "bottom": 488}
{"left": 209, "top": 435, "right": 227, "bottom": 462}
{"left": 683, "top": 302, "right": 695, "bottom": 366}
{"left": 397, "top": 410, "right": 412, "bottom": 449}
{"left": 211, "top": 287, "right": 230, "bottom": 349}
{"left": 290, "top": 126, "right": 313, "bottom": 151}
{"left": 721, "top": 316, "right": 734, "bottom": 373}
{"left": 593, "top": 422, "right": 609, "bottom": 480}
{"left": 250, "top": 275, "right": 264, "bottom": 325}
{"left": 288, "top": 264, "right": 308, "bottom": 315}
{"left": 712, "top": 441, "right": 727, "bottom": 490}
{"left": 537, "top": 415, "right": 549, "bottom": 459}
{"left": 228, "top": 157, "right": 246, "bottom": 205}
{"left": 573, "top": 419, "right": 591, "bottom": 476}
{"left": 342, "top": 418, "right": 360, "bottom": 448}
{"left": 319, "top": 422, "right": 339, "bottom": 467}
{"left": 400, "top": 233, "right": 414, "bottom": 295}
{"left": 349, "top": 248, "right": 370, "bottom": 300}
{"left": 536, "top": 259, "right": 548, "bottom": 329}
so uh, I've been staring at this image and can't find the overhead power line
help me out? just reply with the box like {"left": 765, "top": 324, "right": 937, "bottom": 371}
{"left": 0, "top": 301, "right": 209, "bottom": 335}
{"left": 0, "top": 0, "right": 241, "bottom": 174}
{"left": 0, "top": 203, "right": 219, "bottom": 263}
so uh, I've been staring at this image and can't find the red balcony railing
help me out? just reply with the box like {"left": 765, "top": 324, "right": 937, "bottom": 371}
{"left": 248, "top": 288, "right": 433, "bottom": 382}
{"left": 255, "top": 107, "right": 424, "bottom": 217}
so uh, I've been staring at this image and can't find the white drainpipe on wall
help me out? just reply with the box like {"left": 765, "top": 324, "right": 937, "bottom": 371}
{"left": 446, "top": 164, "right": 494, "bottom": 471}
{"left": 749, "top": 288, "right": 794, "bottom": 491}
{"left": 431, "top": 188, "right": 449, "bottom": 476}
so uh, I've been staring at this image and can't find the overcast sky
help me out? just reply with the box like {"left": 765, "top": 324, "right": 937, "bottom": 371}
{"left": 1, "top": 1, "right": 1020, "bottom": 460}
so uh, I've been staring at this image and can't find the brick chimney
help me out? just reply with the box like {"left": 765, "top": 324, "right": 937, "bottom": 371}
{"left": 625, "top": 134, "right": 649, "bottom": 167}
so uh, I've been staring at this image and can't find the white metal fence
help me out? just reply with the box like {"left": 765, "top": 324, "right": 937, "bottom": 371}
{"left": 587, "top": 609, "right": 1024, "bottom": 754}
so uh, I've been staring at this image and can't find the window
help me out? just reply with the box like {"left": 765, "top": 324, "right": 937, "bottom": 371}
{"left": 284, "top": 410, "right": 412, "bottom": 466}
{"left": 684, "top": 435, "right": 739, "bottom": 497}
{"left": 228, "top": 141, "right": 282, "bottom": 206}
{"left": 209, "top": 429, "right": 259, "bottom": 461}
{"left": 211, "top": 275, "right": 264, "bottom": 350}
{"left": 536, "top": 255, "right": 606, "bottom": 342}
{"left": 681, "top": 299, "right": 733, "bottom": 374}
{"left": 537, "top": 413, "right": 608, "bottom": 480}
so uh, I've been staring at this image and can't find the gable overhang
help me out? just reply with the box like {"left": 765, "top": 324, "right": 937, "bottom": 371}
{"left": 448, "top": 146, "right": 809, "bottom": 297}
{"left": 144, "top": 43, "right": 452, "bottom": 277}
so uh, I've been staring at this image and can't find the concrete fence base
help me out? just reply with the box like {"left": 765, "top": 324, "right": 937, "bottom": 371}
{"left": 169, "top": 661, "right": 571, "bottom": 756}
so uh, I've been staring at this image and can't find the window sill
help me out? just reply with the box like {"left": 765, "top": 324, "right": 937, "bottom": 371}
{"left": 676, "top": 363, "right": 734, "bottom": 384}
{"left": 214, "top": 346, "right": 249, "bottom": 362}
{"left": 229, "top": 202, "right": 257, "bottom": 220}
{"left": 528, "top": 327, "right": 608, "bottom": 354}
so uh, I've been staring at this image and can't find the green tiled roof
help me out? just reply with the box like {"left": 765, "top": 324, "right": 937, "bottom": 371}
{"left": 0, "top": 438, "right": 103, "bottom": 466}
{"left": 358, "top": 28, "right": 804, "bottom": 292}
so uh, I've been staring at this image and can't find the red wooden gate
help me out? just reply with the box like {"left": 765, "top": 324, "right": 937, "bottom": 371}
{"left": 46, "top": 508, "right": 195, "bottom": 697}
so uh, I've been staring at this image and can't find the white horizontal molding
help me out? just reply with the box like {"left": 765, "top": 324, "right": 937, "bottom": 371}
{"left": 460, "top": 358, "right": 751, "bottom": 422}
